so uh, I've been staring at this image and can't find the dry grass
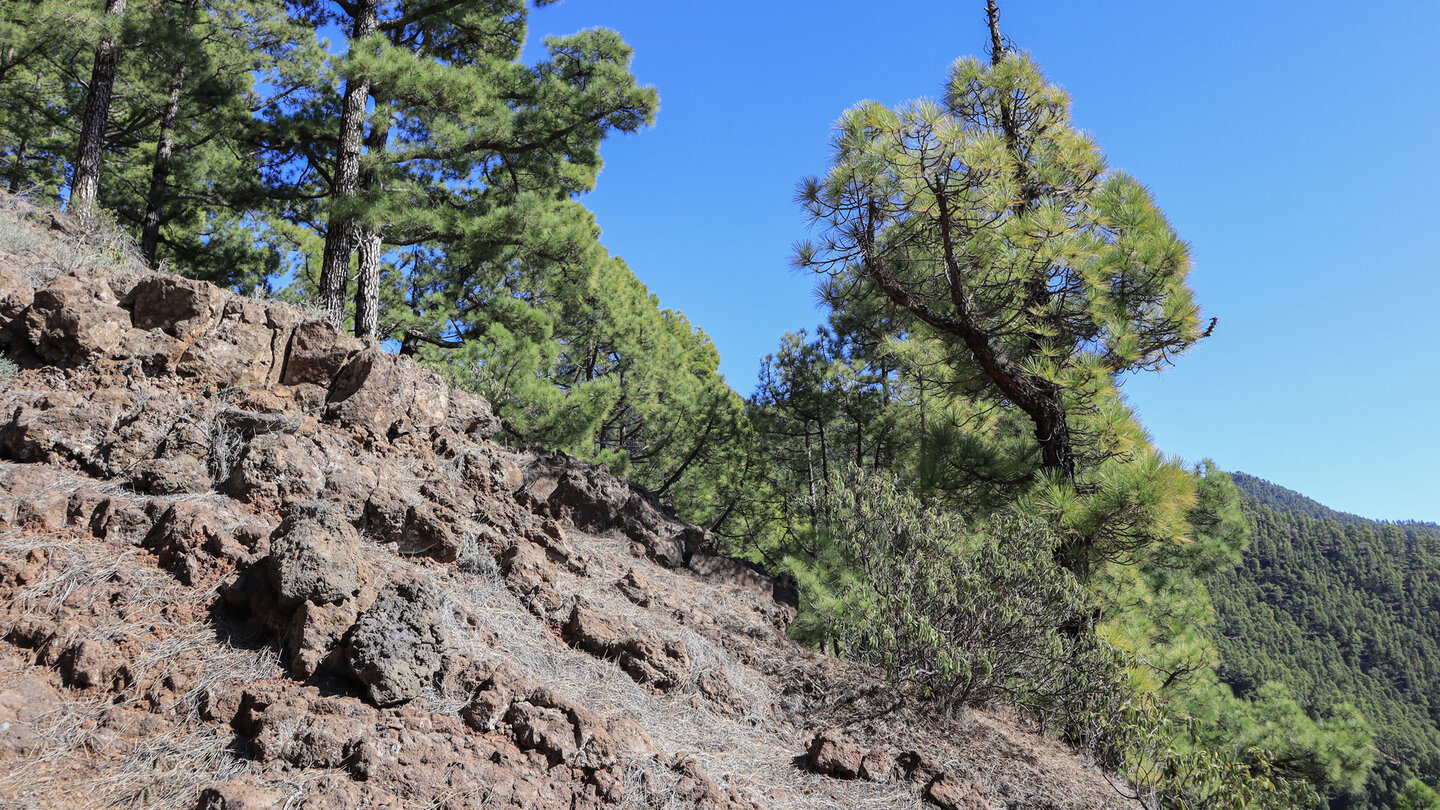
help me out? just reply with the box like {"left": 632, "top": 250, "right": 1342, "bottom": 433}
{"left": 0, "top": 524, "right": 282, "bottom": 810}
{"left": 0, "top": 190, "right": 146, "bottom": 293}
{"left": 414, "top": 530, "right": 928, "bottom": 810}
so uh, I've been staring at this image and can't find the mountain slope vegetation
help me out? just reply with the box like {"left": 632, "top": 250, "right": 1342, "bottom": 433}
{"left": 1212, "top": 474, "right": 1440, "bottom": 809}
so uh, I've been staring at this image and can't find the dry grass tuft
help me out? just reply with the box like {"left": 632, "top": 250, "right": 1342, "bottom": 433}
{"left": 0, "top": 524, "right": 282, "bottom": 810}
{"left": 0, "top": 189, "right": 147, "bottom": 292}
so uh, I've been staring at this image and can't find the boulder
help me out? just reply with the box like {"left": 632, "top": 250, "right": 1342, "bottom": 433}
{"left": 285, "top": 600, "right": 360, "bottom": 679}
{"left": 806, "top": 729, "right": 867, "bottom": 779}
{"left": 345, "top": 578, "right": 447, "bottom": 706}
{"left": 128, "top": 275, "right": 223, "bottom": 340}
{"left": 267, "top": 510, "right": 364, "bottom": 608}
{"left": 229, "top": 432, "right": 326, "bottom": 505}
{"left": 924, "top": 771, "right": 989, "bottom": 810}
{"left": 325, "top": 347, "right": 448, "bottom": 438}
{"left": 23, "top": 273, "right": 131, "bottom": 365}
{"left": 281, "top": 318, "right": 358, "bottom": 387}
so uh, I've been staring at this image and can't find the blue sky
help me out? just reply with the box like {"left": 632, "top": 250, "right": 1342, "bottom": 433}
{"left": 521, "top": 1, "right": 1440, "bottom": 522}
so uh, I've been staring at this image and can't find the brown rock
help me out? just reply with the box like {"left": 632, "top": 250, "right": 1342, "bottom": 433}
{"left": 281, "top": 318, "right": 358, "bottom": 387}
{"left": 133, "top": 453, "right": 211, "bottom": 495}
{"left": 400, "top": 500, "right": 464, "bottom": 562}
{"left": 325, "top": 347, "right": 448, "bottom": 438}
{"left": 498, "top": 540, "right": 566, "bottom": 618}
{"left": 806, "top": 729, "right": 866, "bottom": 779}
{"left": 507, "top": 700, "right": 579, "bottom": 765}
{"left": 666, "top": 754, "right": 766, "bottom": 810}
{"left": 0, "top": 676, "right": 59, "bottom": 725}
{"left": 697, "top": 669, "right": 747, "bottom": 717}
{"left": 128, "top": 274, "right": 223, "bottom": 339}
{"left": 604, "top": 715, "right": 654, "bottom": 760}
{"left": 195, "top": 778, "right": 286, "bottom": 810}
{"left": 924, "top": 771, "right": 988, "bottom": 810}
{"left": 0, "top": 464, "right": 72, "bottom": 529}
{"left": 23, "top": 273, "right": 131, "bottom": 364}
{"left": 267, "top": 510, "right": 364, "bottom": 608}
{"left": 60, "top": 638, "right": 129, "bottom": 691}
{"left": 564, "top": 601, "right": 689, "bottom": 691}
{"left": 230, "top": 432, "right": 326, "bottom": 505}
{"left": 617, "top": 568, "right": 656, "bottom": 607}
{"left": 286, "top": 599, "right": 359, "bottom": 679}
{"left": 172, "top": 297, "right": 283, "bottom": 386}
{"left": 142, "top": 500, "right": 234, "bottom": 584}
{"left": 196, "top": 682, "right": 245, "bottom": 725}
{"left": 860, "top": 748, "right": 899, "bottom": 782}
{"left": 1, "top": 393, "right": 121, "bottom": 469}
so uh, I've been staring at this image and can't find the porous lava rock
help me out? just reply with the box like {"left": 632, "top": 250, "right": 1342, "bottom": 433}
{"left": 0, "top": 197, "right": 1134, "bottom": 809}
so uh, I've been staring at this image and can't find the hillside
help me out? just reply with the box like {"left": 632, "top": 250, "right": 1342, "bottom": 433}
{"left": 1229, "top": 473, "right": 1440, "bottom": 540}
{"left": 0, "top": 198, "right": 1135, "bottom": 807}
{"left": 1212, "top": 474, "right": 1440, "bottom": 809}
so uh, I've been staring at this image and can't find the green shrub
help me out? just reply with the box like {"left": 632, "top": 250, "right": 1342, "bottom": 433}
{"left": 808, "top": 467, "right": 1123, "bottom": 726}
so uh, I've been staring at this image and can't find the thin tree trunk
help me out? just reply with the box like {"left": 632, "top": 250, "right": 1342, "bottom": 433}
{"left": 140, "top": 56, "right": 185, "bottom": 266}
{"left": 70, "top": 0, "right": 128, "bottom": 208}
{"left": 986, "top": 0, "right": 1006, "bottom": 66}
{"left": 317, "top": 0, "right": 380, "bottom": 328}
{"left": 352, "top": 99, "right": 392, "bottom": 339}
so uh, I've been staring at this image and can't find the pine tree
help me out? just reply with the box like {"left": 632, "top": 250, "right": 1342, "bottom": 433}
{"left": 116, "top": 0, "right": 319, "bottom": 281}
{"left": 287, "top": 0, "right": 657, "bottom": 338}
{"left": 0, "top": 0, "right": 319, "bottom": 285}
{"left": 1, "top": 1, "right": 113, "bottom": 198}
{"left": 795, "top": 3, "right": 1207, "bottom": 575}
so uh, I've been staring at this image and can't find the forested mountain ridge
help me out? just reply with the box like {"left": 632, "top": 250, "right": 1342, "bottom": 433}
{"left": 1212, "top": 473, "right": 1440, "bottom": 809}
{"left": 1230, "top": 472, "right": 1440, "bottom": 539}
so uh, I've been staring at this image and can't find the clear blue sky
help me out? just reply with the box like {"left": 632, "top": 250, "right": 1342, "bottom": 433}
{"left": 522, "top": 1, "right": 1440, "bottom": 523}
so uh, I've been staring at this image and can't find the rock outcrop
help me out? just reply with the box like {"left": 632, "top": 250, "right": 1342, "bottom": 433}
{"left": 0, "top": 195, "right": 1131, "bottom": 808}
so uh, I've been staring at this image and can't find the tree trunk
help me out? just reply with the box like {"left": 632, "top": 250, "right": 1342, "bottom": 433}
{"left": 140, "top": 56, "right": 185, "bottom": 266}
{"left": 317, "top": 0, "right": 380, "bottom": 328}
{"left": 70, "top": 0, "right": 128, "bottom": 208}
{"left": 352, "top": 99, "right": 392, "bottom": 339}
{"left": 986, "top": 0, "right": 1006, "bottom": 65}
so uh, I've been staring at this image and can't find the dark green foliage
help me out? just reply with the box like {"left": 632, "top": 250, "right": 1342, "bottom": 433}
{"left": 429, "top": 256, "right": 748, "bottom": 528}
{"left": 1211, "top": 474, "right": 1440, "bottom": 809}
{"left": 741, "top": 11, "right": 1372, "bottom": 806}
{"left": 809, "top": 467, "right": 1117, "bottom": 721}
{"left": 1231, "top": 472, "right": 1440, "bottom": 541}
{"left": 0, "top": 0, "right": 319, "bottom": 287}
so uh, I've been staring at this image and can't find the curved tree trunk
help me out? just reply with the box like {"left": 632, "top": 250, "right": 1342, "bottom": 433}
{"left": 70, "top": 0, "right": 128, "bottom": 208}
{"left": 317, "top": 0, "right": 380, "bottom": 328}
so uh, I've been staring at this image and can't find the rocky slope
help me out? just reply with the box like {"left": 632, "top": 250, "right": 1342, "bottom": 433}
{"left": 0, "top": 195, "right": 1133, "bottom": 809}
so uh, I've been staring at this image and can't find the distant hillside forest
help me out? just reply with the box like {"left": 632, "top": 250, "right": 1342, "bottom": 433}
{"left": 1213, "top": 474, "right": 1440, "bottom": 809}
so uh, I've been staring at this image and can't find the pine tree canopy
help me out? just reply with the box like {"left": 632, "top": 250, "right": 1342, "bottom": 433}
{"left": 794, "top": 28, "right": 1206, "bottom": 575}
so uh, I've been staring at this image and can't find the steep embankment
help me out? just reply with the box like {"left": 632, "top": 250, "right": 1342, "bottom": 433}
{"left": 0, "top": 195, "right": 1131, "bottom": 809}
{"left": 1212, "top": 474, "right": 1440, "bottom": 809}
